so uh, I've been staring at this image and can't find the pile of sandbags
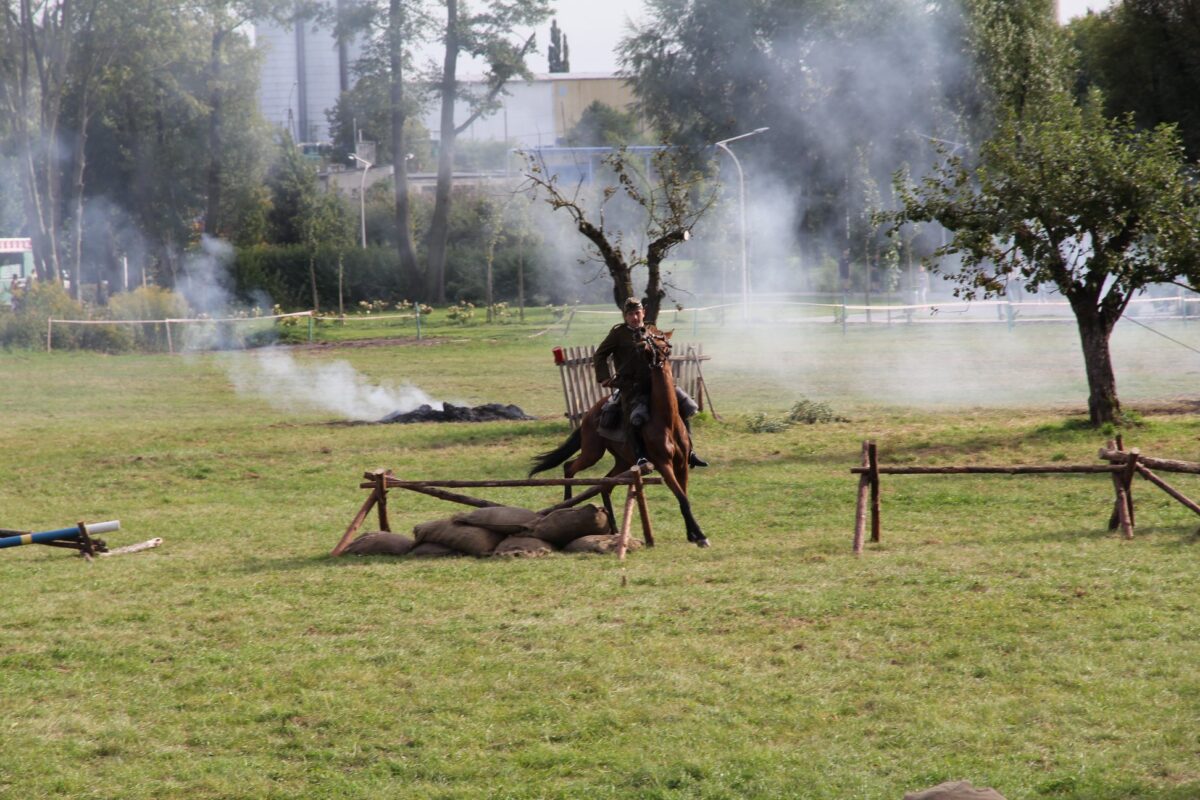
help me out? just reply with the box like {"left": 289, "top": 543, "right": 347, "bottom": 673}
{"left": 341, "top": 504, "right": 643, "bottom": 558}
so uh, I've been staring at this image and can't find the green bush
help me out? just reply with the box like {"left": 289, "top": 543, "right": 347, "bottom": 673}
{"left": 107, "top": 286, "right": 191, "bottom": 351}
{"left": 1, "top": 282, "right": 84, "bottom": 350}
{"left": 79, "top": 322, "right": 136, "bottom": 353}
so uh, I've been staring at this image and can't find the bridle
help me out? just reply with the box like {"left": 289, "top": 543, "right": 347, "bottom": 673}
{"left": 635, "top": 326, "right": 671, "bottom": 369}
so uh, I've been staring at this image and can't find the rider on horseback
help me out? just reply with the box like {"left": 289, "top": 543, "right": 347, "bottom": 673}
{"left": 593, "top": 297, "right": 708, "bottom": 470}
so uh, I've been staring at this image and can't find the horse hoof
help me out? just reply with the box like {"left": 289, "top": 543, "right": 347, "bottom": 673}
{"left": 694, "top": 537, "right": 710, "bottom": 548}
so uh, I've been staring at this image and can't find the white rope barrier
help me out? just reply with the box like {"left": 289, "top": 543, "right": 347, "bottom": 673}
{"left": 47, "top": 311, "right": 315, "bottom": 353}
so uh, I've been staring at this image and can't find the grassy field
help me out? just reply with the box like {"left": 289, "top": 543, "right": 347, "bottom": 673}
{"left": 2, "top": 311, "right": 1198, "bottom": 799}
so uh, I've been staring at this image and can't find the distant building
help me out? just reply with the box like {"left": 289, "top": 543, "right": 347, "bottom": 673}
{"left": 256, "top": 5, "right": 363, "bottom": 145}
{"left": 430, "top": 73, "right": 642, "bottom": 149}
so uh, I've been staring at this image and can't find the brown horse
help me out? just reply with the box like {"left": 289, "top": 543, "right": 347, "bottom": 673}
{"left": 530, "top": 326, "right": 709, "bottom": 547}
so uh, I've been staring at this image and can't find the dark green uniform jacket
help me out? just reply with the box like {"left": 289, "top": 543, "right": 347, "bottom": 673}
{"left": 594, "top": 323, "right": 650, "bottom": 396}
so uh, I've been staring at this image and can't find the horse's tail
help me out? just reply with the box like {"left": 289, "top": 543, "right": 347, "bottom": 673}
{"left": 529, "top": 427, "right": 583, "bottom": 476}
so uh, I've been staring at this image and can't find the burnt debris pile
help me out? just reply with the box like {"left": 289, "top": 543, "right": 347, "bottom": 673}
{"left": 377, "top": 402, "right": 534, "bottom": 424}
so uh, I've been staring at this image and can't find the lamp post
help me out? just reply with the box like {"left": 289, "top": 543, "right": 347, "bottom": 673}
{"left": 349, "top": 153, "right": 373, "bottom": 248}
{"left": 715, "top": 127, "right": 769, "bottom": 321}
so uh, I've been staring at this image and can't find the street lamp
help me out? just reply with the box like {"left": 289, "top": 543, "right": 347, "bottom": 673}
{"left": 714, "top": 127, "right": 769, "bottom": 321}
{"left": 349, "top": 153, "right": 373, "bottom": 248}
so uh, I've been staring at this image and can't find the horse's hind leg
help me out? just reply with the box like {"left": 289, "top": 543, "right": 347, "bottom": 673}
{"left": 601, "top": 487, "right": 618, "bottom": 533}
{"left": 561, "top": 434, "right": 608, "bottom": 501}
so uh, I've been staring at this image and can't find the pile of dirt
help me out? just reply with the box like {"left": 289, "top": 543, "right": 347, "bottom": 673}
{"left": 340, "top": 504, "right": 642, "bottom": 558}
{"left": 377, "top": 403, "right": 535, "bottom": 424}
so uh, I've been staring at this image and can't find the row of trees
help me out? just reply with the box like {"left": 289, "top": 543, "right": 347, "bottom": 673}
{"left": 4, "top": 0, "right": 1200, "bottom": 422}
{"left": 600, "top": 0, "right": 1200, "bottom": 423}
{"left": 0, "top": 0, "right": 552, "bottom": 303}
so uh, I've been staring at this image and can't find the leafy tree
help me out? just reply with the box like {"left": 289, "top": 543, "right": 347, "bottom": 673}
{"left": 336, "top": 0, "right": 435, "bottom": 291}
{"left": 187, "top": 0, "right": 300, "bottom": 240}
{"left": 424, "top": 0, "right": 549, "bottom": 303}
{"left": 1069, "top": 0, "right": 1200, "bottom": 161}
{"left": 620, "top": 0, "right": 973, "bottom": 277}
{"left": 0, "top": 0, "right": 156, "bottom": 287}
{"left": 264, "top": 133, "right": 353, "bottom": 310}
{"left": 521, "top": 146, "right": 718, "bottom": 324}
{"left": 338, "top": 0, "right": 547, "bottom": 304}
{"left": 325, "top": 71, "right": 432, "bottom": 169}
{"left": 895, "top": 90, "right": 1200, "bottom": 424}
{"left": 565, "top": 101, "right": 643, "bottom": 147}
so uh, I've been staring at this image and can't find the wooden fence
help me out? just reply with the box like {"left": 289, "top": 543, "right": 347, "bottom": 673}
{"left": 850, "top": 438, "right": 1200, "bottom": 553}
{"left": 553, "top": 344, "right": 715, "bottom": 429}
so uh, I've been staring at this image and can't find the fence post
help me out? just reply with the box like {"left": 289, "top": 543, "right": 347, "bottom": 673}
{"left": 46, "top": 317, "right": 52, "bottom": 353}
{"left": 415, "top": 301, "right": 422, "bottom": 340}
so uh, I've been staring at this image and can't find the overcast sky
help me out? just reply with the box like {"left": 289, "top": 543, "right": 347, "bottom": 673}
{"left": 513, "top": 0, "right": 1116, "bottom": 74}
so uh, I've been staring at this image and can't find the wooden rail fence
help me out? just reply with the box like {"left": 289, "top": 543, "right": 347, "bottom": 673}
{"left": 850, "top": 438, "right": 1200, "bottom": 553}
{"left": 553, "top": 344, "right": 716, "bottom": 429}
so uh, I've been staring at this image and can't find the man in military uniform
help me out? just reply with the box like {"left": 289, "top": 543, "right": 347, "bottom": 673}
{"left": 594, "top": 297, "right": 708, "bottom": 469}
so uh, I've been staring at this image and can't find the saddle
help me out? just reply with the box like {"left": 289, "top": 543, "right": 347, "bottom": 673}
{"left": 597, "top": 392, "right": 625, "bottom": 441}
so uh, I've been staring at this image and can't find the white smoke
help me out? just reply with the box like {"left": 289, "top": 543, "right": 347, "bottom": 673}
{"left": 225, "top": 348, "right": 442, "bottom": 421}
{"left": 177, "top": 235, "right": 236, "bottom": 315}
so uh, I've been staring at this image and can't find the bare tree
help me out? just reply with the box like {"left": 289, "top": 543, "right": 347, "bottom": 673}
{"left": 521, "top": 146, "right": 718, "bottom": 324}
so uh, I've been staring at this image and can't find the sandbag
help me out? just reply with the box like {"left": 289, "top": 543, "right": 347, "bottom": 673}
{"left": 492, "top": 536, "right": 554, "bottom": 558}
{"left": 453, "top": 505, "right": 540, "bottom": 534}
{"left": 413, "top": 518, "right": 505, "bottom": 556}
{"left": 562, "top": 534, "right": 643, "bottom": 555}
{"left": 903, "top": 782, "right": 1007, "bottom": 800}
{"left": 528, "top": 504, "right": 610, "bottom": 547}
{"left": 342, "top": 531, "right": 416, "bottom": 556}
{"left": 408, "top": 542, "right": 462, "bottom": 558}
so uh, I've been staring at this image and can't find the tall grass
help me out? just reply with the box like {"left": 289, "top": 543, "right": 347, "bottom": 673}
{"left": 1, "top": 317, "right": 1198, "bottom": 799}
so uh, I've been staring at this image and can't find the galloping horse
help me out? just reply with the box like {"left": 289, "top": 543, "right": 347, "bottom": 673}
{"left": 530, "top": 326, "right": 709, "bottom": 547}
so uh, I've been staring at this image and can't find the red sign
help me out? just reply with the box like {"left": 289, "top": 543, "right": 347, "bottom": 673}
{"left": 552, "top": 346, "right": 565, "bottom": 365}
{"left": 0, "top": 238, "right": 33, "bottom": 253}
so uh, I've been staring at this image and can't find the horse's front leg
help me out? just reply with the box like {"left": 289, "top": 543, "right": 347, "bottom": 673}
{"left": 659, "top": 465, "right": 708, "bottom": 547}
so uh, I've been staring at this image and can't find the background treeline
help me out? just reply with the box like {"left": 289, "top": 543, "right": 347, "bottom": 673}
{"left": 1, "top": 0, "right": 1197, "bottom": 316}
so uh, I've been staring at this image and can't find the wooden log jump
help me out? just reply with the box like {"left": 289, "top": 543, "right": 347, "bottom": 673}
{"left": 332, "top": 468, "right": 665, "bottom": 561}
{"left": 850, "top": 439, "right": 1200, "bottom": 552}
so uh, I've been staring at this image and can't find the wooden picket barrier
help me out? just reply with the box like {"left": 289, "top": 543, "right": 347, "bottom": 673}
{"left": 850, "top": 438, "right": 1200, "bottom": 553}
{"left": 332, "top": 467, "right": 665, "bottom": 561}
{"left": 552, "top": 344, "right": 716, "bottom": 429}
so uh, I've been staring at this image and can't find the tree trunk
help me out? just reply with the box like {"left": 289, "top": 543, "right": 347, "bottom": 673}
{"left": 204, "top": 27, "right": 226, "bottom": 237}
{"left": 389, "top": 0, "right": 421, "bottom": 293}
{"left": 1074, "top": 307, "right": 1121, "bottom": 425}
{"left": 309, "top": 253, "right": 320, "bottom": 312}
{"left": 68, "top": 102, "right": 91, "bottom": 300}
{"left": 425, "top": 0, "right": 458, "bottom": 304}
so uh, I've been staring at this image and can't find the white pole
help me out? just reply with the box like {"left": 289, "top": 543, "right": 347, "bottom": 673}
{"left": 359, "top": 167, "right": 368, "bottom": 248}
{"left": 351, "top": 154, "right": 373, "bottom": 248}
{"left": 714, "top": 127, "right": 768, "bottom": 322}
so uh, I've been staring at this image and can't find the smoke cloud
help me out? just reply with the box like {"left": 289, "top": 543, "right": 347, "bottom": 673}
{"left": 224, "top": 348, "right": 442, "bottom": 421}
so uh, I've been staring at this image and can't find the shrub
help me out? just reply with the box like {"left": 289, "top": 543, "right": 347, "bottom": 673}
{"left": 786, "top": 398, "right": 849, "bottom": 425}
{"left": 107, "top": 286, "right": 191, "bottom": 351}
{"left": 1, "top": 282, "right": 84, "bottom": 350}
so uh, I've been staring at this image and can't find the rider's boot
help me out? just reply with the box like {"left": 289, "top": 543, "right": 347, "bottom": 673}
{"left": 632, "top": 425, "right": 651, "bottom": 471}
{"left": 684, "top": 417, "right": 709, "bottom": 468}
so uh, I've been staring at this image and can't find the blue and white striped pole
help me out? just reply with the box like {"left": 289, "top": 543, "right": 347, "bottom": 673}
{"left": 0, "top": 520, "right": 120, "bottom": 550}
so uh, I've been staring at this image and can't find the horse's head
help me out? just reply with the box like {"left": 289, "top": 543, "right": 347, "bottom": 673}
{"left": 635, "top": 325, "right": 673, "bottom": 369}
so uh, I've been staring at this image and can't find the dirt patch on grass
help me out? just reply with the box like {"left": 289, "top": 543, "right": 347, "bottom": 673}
{"left": 295, "top": 336, "right": 452, "bottom": 350}
{"left": 1128, "top": 400, "right": 1200, "bottom": 416}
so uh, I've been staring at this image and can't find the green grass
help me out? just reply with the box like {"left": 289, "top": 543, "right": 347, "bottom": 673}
{"left": 2, "top": 316, "right": 1199, "bottom": 799}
